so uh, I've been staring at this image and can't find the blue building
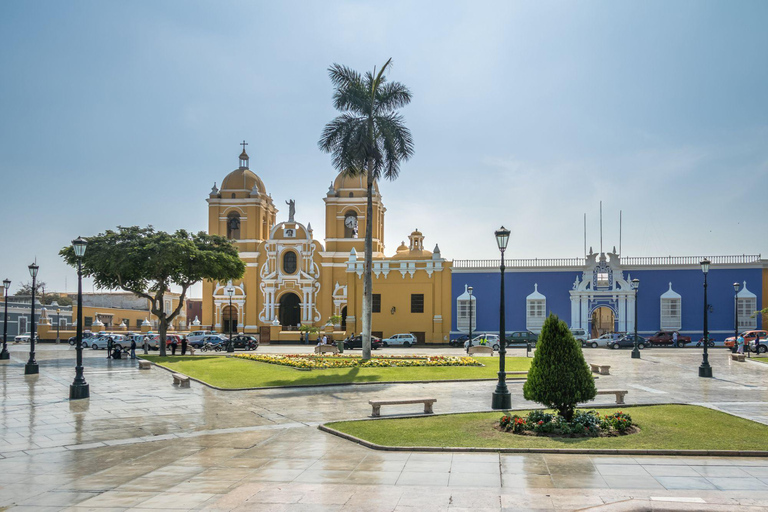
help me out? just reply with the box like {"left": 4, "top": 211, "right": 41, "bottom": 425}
{"left": 452, "top": 249, "right": 765, "bottom": 343}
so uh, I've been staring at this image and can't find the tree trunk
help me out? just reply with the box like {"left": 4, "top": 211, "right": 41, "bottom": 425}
{"left": 361, "top": 164, "right": 374, "bottom": 360}
{"left": 157, "top": 292, "right": 167, "bottom": 357}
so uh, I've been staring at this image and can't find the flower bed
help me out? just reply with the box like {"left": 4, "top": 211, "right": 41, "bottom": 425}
{"left": 498, "top": 410, "right": 637, "bottom": 438}
{"left": 233, "top": 353, "right": 482, "bottom": 369}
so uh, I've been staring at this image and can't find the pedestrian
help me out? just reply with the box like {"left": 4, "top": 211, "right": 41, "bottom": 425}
{"left": 107, "top": 336, "right": 114, "bottom": 359}
{"left": 181, "top": 337, "right": 188, "bottom": 356}
{"left": 737, "top": 334, "right": 745, "bottom": 354}
{"left": 322, "top": 334, "right": 328, "bottom": 345}
{"left": 316, "top": 334, "right": 322, "bottom": 346}
{"left": 170, "top": 337, "right": 178, "bottom": 356}
{"left": 142, "top": 335, "right": 149, "bottom": 354}
{"left": 130, "top": 336, "right": 136, "bottom": 359}
{"left": 672, "top": 331, "right": 679, "bottom": 348}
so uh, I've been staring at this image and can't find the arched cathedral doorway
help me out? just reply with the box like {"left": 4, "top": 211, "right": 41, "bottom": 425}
{"left": 591, "top": 306, "right": 615, "bottom": 338}
{"left": 222, "top": 305, "right": 238, "bottom": 334}
{"left": 279, "top": 293, "right": 301, "bottom": 328}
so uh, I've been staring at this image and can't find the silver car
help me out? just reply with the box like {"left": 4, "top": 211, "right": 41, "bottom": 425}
{"left": 381, "top": 333, "right": 417, "bottom": 347}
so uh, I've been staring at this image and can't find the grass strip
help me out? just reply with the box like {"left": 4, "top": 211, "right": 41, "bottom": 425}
{"left": 141, "top": 355, "right": 530, "bottom": 388}
{"left": 326, "top": 405, "right": 768, "bottom": 451}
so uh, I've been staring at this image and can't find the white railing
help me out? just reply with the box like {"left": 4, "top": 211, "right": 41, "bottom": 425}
{"left": 453, "top": 254, "right": 761, "bottom": 270}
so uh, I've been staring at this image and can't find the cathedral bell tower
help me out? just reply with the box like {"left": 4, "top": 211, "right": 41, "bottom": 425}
{"left": 323, "top": 172, "right": 386, "bottom": 257}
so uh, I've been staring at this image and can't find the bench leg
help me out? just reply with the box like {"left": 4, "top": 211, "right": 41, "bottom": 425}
{"left": 424, "top": 402, "right": 434, "bottom": 414}
{"left": 616, "top": 393, "right": 625, "bottom": 405}
{"left": 371, "top": 405, "right": 381, "bottom": 417}
{"left": 600, "top": 368, "right": 610, "bottom": 375}
{"left": 180, "top": 380, "right": 190, "bottom": 388}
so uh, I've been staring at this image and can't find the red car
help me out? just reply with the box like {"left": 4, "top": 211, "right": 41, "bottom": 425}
{"left": 647, "top": 331, "right": 691, "bottom": 347}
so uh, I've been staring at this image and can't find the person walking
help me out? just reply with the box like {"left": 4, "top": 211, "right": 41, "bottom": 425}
{"left": 107, "top": 336, "right": 114, "bottom": 359}
{"left": 672, "top": 331, "right": 679, "bottom": 348}
{"left": 130, "top": 337, "right": 136, "bottom": 359}
{"left": 142, "top": 335, "right": 149, "bottom": 354}
{"left": 737, "top": 334, "right": 745, "bottom": 355}
{"left": 181, "top": 337, "right": 188, "bottom": 356}
{"left": 170, "top": 337, "right": 178, "bottom": 356}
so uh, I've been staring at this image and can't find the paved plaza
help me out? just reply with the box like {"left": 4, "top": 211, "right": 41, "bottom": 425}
{"left": 2, "top": 344, "right": 768, "bottom": 511}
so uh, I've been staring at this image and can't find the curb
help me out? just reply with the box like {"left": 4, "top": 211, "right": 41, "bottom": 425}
{"left": 317, "top": 406, "right": 768, "bottom": 457}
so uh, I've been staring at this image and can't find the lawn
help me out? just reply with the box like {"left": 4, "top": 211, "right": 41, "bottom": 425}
{"left": 141, "top": 355, "right": 531, "bottom": 389}
{"left": 326, "top": 405, "right": 768, "bottom": 451}
{"left": 751, "top": 357, "right": 768, "bottom": 364}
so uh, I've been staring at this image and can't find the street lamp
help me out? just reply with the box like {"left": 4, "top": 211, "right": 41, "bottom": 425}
{"left": 631, "top": 279, "right": 640, "bottom": 359}
{"left": 70, "top": 236, "right": 89, "bottom": 399}
{"left": 1, "top": 278, "right": 10, "bottom": 360}
{"left": 25, "top": 262, "right": 39, "bottom": 375}
{"left": 492, "top": 226, "right": 512, "bottom": 410}
{"left": 56, "top": 308, "right": 61, "bottom": 344}
{"left": 226, "top": 285, "right": 235, "bottom": 353}
{"left": 467, "top": 286, "right": 473, "bottom": 353}
{"left": 699, "top": 258, "right": 713, "bottom": 378}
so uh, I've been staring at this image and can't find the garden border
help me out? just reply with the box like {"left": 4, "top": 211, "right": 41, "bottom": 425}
{"left": 140, "top": 357, "right": 536, "bottom": 391}
{"left": 317, "top": 405, "right": 768, "bottom": 457}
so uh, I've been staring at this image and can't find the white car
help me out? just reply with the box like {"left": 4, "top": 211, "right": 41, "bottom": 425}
{"left": 570, "top": 328, "right": 589, "bottom": 343}
{"left": 14, "top": 334, "right": 39, "bottom": 343}
{"left": 90, "top": 334, "right": 128, "bottom": 350}
{"left": 381, "top": 333, "right": 417, "bottom": 347}
{"left": 464, "top": 333, "right": 501, "bottom": 351}
{"left": 587, "top": 333, "right": 624, "bottom": 348}
{"left": 187, "top": 330, "right": 219, "bottom": 346}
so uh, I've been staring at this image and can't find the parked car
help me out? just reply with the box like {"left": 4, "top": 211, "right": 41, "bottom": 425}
{"left": 381, "top": 333, "right": 417, "bottom": 347}
{"left": 163, "top": 334, "right": 183, "bottom": 349}
{"left": 725, "top": 330, "right": 767, "bottom": 349}
{"left": 229, "top": 334, "right": 259, "bottom": 350}
{"left": 187, "top": 330, "right": 219, "bottom": 346}
{"left": 608, "top": 334, "right": 648, "bottom": 350}
{"left": 91, "top": 334, "right": 127, "bottom": 350}
{"left": 68, "top": 331, "right": 94, "bottom": 345}
{"left": 464, "top": 333, "right": 501, "bottom": 351}
{"left": 647, "top": 330, "right": 691, "bottom": 347}
{"left": 588, "top": 333, "right": 625, "bottom": 348}
{"left": 570, "top": 328, "right": 589, "bottom": 343}
{"left": 14, "top": 333, "right": 39, "bottom": 343}
{"left": 506, "top": 331, "right": 539, "bottom": 347}
{"left": 344, "top": 334, "right": 383, "bottom": 350}
{"left": 449, "top": 334, "right": 469, "bottom": 347}
{"left": 195, "top": 335, "right": 228, "bottom": 349}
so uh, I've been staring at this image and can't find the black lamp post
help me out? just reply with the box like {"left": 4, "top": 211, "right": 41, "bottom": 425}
{"left": 733, "top": 282, "right": 740, "bottom": 355}
{"left": 699, "top": 258, "right": 713, "bottom": 378}
{"left": 25, "top": 262, "right": 39, "bottom": 375}
{"left": 466, "top": 286, "right": 474, "bottom": 353}
{"left": 631, "top": 278, "right": 640, "bottom": 359}
{"left": 1, "top": 278, "right": 10, "bottom": 360}
{"left": 70, "top": 237, "right": 89, "bottom": 399}
{"left": 226, "top": 285, "right": 234, "bottom": 352}
{"left": 56, "top": 307, "right": 61, "bottom": 344}
{"left": 492, "top": 226, "right": 512, "bottom": 410}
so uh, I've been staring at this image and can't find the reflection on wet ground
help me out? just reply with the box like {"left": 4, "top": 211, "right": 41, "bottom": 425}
{"left": 2, "top": 344, "right": 768, "bottom": 510}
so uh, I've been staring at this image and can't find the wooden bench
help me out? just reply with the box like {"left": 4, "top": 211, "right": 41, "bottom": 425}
{"left": 731, "top": 353, "right": 746, "bottom": 362}
{"left": 590, "top": 363, "right": 611, "bottom": 375}
{"left": 172, "top": 373, "right": 190, "bottom": 388}
{"left": 468, "top": 345, "right": 494, "bottom": 356}
{"left": 138, "top": 360, "right": 151, "bottom": 370}
{"left": 314, "top": 344, "right": 339, "bottom": 355}
{"left": 369, "top": 398, "right": 436, "bottom": 417}
{"left": 595, "top": 389, "right": 628, "bottom": 405}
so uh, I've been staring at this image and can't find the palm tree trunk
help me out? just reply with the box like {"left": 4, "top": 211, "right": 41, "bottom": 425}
{"left": 361, "top": 162, "right": 374, "bottom": 360}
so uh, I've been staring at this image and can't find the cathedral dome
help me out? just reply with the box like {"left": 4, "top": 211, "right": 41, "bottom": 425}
{"left": 332, "top": 172, "right": 380, "bottom": 195}
{"left": 221, "top": 168, "right": 267, "bottom": 196}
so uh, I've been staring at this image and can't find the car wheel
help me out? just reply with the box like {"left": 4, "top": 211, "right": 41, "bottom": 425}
{"left": 115, "top": 345, "right": 122, "bottom": 351}
{"left": 383, "top": 342, "right": 388, "bottom": 347}
{"left": 612, "top": 343, "right": 620, "bottom": 350}
{"left": 404, "top": 342, "right": 411, "bottom": 347}
{"left": 92, "top": 344, "right": 98, "bottom": 350}
{"left": 638, "top": 343, "right": 645, "bottom": 349}
{"left": 759, "top": 345, "right": 768, "bottom": 354}
{"left": 493, "top": 344, "right": 500, "bottom": 351}
{"left": 591, "top": 342, "right": 598, "bottom": 348}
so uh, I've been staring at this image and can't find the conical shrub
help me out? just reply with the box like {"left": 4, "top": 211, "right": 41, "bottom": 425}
{"left": 523, "top": 313, "right": 596, "bottom": 420}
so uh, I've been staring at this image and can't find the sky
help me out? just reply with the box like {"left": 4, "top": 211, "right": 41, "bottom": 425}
{"left": 1, "top": 0, "right": 766, "bottom": 298}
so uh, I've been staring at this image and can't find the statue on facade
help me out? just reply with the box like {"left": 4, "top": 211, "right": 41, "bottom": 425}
{"left": 286, "top": 199, "right": 296, "bottom": 222}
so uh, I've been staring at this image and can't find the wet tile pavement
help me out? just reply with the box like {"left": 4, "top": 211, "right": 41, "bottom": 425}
{"left": 2, "top": 344, "right": 768, "bottom": 510}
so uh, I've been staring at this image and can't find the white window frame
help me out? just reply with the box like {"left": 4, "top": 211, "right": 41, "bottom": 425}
{"left": 660, "top": 297, "right": 682, "bottom": 331}
{"left": 738, "top": 297, "right": 757, "bottom": 330}
{"left": 456, "top": 297, "right": 476, "bottom": 334}
{"left": 18, "top": 316, "right": 28, "bottom": 334}
{"left": 526, "top": 299, "right": 546, "bottom": 333}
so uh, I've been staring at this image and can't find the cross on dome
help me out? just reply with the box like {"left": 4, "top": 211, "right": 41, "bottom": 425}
{"left": 239, "top": 140, "right": 249, "bottom": 168}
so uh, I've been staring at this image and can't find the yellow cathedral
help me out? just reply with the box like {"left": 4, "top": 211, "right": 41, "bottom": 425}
{"left": 201, "top": 145, "right": 453, "bottom": 344}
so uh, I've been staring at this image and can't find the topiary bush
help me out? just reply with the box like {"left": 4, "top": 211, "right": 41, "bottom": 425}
{"left": 523, "top": 313, "right": 596, "bottom": 420}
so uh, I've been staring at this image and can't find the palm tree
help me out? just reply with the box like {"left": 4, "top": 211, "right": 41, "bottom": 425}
{"left": 318, "top": 58, "right": 414, "bottom": 360}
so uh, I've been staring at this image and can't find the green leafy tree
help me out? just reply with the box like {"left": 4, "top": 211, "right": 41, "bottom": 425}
{"left": 60, "top": 226, "right": 245, "bottom": 356}
{"left": 318, "top": 58, "right": 414, "bottom": 359}
{"left": 523, "top": 313, "right": 596, "bottom": 421}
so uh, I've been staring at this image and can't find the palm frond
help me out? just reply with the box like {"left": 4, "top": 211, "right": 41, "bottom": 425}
{"left": 376, "top": 81, "right": 412, "bottom": 112}
{"left": 328, "top": 63, "right": 361, "bottom": 88}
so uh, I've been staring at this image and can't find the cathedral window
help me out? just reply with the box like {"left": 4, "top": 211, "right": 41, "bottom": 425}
{"left": 227, "top": 213, "right": 241, "bottom": 240}
{"left": 659, "top": 283, "right": 682, "bottom": 331}
{"left": 372, "top": 294, "right": 381, "bottom": 313}
{"left": 411, "top": 294, "right": 424, "bottom": 313}
{"left": 283, "top": 251, "right": 297, "bottom": 274}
